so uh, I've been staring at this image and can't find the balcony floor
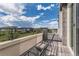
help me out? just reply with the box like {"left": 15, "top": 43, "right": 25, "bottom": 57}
{"left": 46, "top": 34, "right": 73, "bottom": 56}
{"left": 21, "top": 34, "right": 73, "bottom": 56}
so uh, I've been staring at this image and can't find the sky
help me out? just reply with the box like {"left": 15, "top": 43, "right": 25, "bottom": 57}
{"left": 0, "top": 3, "right": 59, "bottom": 29}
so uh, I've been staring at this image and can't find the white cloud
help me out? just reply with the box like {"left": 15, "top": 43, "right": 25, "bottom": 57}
{"left": 0, "top": 3, "right": 26, "bottom": 27}
{"left": 40, "top": 13, "right": 44, "bottom": 16}
{"left": 0, "top": 15, "right": 15, "bottom": 26}
{"left": 20, "top": 15, "right": 40, "bottom": 23}
{"left": 47, "top": 21, "right": 58, "bottom": 29}
{"left": 34, "top": 23, "right": 48, "bottom": 28}
{"left": 42, "top": 20, "right": 50, "bottom": 23}
{"left": 51, "top": 4, "right": 55, "bottom": 7}
{"left": 0, "top": 3, "right": 25, "bottom": 15}
{"left": 33, "top": 24, "right": 41, "bottom": 28}
{"left": 0, "top": 3, "right": 58, "bottom": 28}
{"left": 0, "top": 13, "right": 42, "bottom": 27}
{"left": 19, "top": 13, "right": 43, "bottom": 23}
{"left": 37, "top": 4, "right": 55, "bottom": 10}
{"left": 33, "top": 18, "right": 58, "bottom": 29}
{"left": 0, "top": 3, "right": 44, "bottom": 27}
{"left": 0, "top": 15, "right": 17, "bottom": 21}
{"left": 5, "top": 22, "right": 13, "bottom": 26}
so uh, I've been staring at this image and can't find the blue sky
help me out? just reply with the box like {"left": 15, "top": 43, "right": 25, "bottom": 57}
{"left": 0, "top": 3, "right": 59, "bottom": 29}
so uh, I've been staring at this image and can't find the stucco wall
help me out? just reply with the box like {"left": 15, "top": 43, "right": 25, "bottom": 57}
{"left": 0, "top": 33, "right": 43, "bottom": 56}
{"left": 62, "top": 6, "right": 67, "bottom": 46}
{"left": 58, "top": 11, "right": 63, "bottom": 39}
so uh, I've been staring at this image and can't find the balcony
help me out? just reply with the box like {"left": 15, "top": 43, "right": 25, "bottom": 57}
{"left": 0, "top": 31, "right": 73, "bottom": 56}
{"left": 21, "top": 33, "right": 73, "bottom": 56}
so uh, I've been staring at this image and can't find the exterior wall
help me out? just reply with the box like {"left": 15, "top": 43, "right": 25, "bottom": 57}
{"left": 59, "top": 4, "right": 73, "bottom": 47}
{"left": 66, "top": 3, "right": 76, "bottom": 55}
{"left": 66, "top": 4, "right": 75, "bottom": 55}
{"left": 0, "top": 33, "right": 42, "bottom": 56}
{"left": 62, "top": 5, "right": 67, "bottom": 46}
{"left": 67, "top": 4, "right": 72, "bottom": 47}
{"left": 59, "top": 3, "right": 78, "bottom": 55}
{"left": 58, "top": 11, "right": 63, "bottom": 40}
{"left": 58, "top": 4, "right": 67, "bottom": 46}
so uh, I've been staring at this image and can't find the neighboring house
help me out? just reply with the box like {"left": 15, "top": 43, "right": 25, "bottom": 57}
{"left": 58, "top": 3, "right": 79, "bottom": 56}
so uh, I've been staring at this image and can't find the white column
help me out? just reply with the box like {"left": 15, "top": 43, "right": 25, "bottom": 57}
{"left": 67, "top": 4, "right": 72, "bottom": 47}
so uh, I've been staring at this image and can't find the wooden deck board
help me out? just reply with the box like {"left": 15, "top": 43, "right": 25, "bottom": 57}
{"left": 46, "top": 34, "right": 73, "bottom": 56}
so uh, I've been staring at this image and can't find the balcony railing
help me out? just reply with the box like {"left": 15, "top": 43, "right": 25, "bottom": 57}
{"left": 0, "top": 27, "right": 42, "bottom": 42}
{"left": 0, "top": 33, "right": 43, "bottom": 56}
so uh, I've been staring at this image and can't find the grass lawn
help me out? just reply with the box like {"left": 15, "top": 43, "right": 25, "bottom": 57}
{"left": 0, "top": 31, "right": 9, "bottom": 42}
{"left": 0, "top": 31, "right": 41, "bottom": 42}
